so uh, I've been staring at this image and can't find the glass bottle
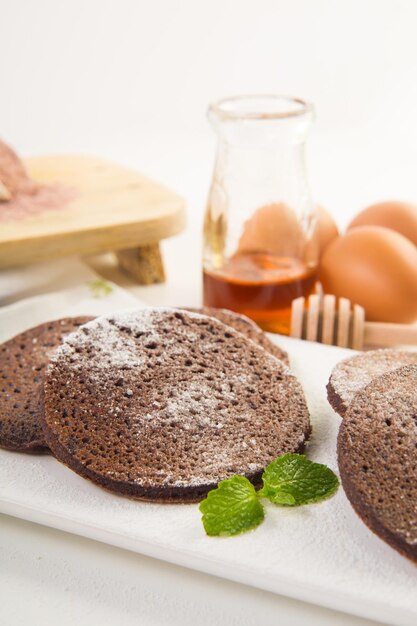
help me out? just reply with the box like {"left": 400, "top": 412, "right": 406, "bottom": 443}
{"left": 203, "top": 95, "right": 318, "bottom": 335}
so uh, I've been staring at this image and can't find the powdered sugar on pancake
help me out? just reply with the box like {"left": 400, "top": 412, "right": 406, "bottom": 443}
{"left": 328, "top": 349, "right": 417, "bottom": 416}
{"left": 44, "top": 308, "right": 310, "bottom": 498}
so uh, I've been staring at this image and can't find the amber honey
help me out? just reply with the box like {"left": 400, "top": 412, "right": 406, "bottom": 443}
{"left": 203, "top": 252, "right": 317, "bottom": 335}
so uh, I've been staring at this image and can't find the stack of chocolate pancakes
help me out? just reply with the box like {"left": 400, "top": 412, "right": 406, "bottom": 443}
{"left": 0, "top": 307, "right": 311, "bottom": 503}
{"left": 328, "top": 349, "right": 417, "bottom": 564}
{"left": 0, "top": 317, "right": 94, "bottom": 453}
{"left": 2, "top": 306, "right": 415, "bottom": 563}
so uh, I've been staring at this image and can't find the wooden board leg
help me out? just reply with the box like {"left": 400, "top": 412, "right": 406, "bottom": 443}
{"left": 115, "top": 243, "right": 166, "bottom": 285}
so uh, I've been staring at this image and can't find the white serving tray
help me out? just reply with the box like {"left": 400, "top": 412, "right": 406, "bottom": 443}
{"left": 0, "top": 294, "right": 416, "bottom": 626}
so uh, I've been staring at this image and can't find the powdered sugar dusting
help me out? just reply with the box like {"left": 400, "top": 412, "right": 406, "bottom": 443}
{"left": 151, "top": 380, "right": 237, "bottom": 432}
{"left": 45, "top": 308, "right": 309, "bottom": 492}
{"left": 55, "top": 318, "right": 145, "bottom": 371}
{"left": 54, "top": 309, "right": 183, "bottom": 373}
{"left": 330, "top": 349, "right": 417, "bottom": 411}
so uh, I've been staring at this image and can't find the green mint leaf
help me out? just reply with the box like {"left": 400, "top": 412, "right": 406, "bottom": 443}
{"left": 88, "top": 278, "right": 114, "bottom": 299}
{"left": 199, "top": 476, "right": 265, "bottom": 537}
{"left": 259, "top": 453, "right": 339, "bottom": 506}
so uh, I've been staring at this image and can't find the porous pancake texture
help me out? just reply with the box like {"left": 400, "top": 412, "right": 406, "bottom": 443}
{"left": 185, "top": 306, "right": 289, "bottom": 365}
{"left": 327, "top": 349, "right": 417, "bottom": 417}
{"left": 338, "top": 365, "right": 417, "bottom": 563}
{"left": 0, "top": 317, "right": 93, "bottom": 453}
{"left": 43, "top": 308, "right": 310, "bottom": 503}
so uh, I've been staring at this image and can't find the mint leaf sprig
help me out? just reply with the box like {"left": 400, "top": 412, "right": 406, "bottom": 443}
{"left": 259, "top": 454, "right": 339, "bottom": 506}
{"left": 199, "top": 476, "right": 264, "bottom": 537}
{"left": 199, "top": 454, "right": 339, "bottom": 537}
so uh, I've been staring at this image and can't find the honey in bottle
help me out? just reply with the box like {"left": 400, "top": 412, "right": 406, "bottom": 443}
{"left": 203, "top": 252, "right": 317, "bottom": 335}
{"left": 203, "top": 95, "right": 318, "bottom": 334}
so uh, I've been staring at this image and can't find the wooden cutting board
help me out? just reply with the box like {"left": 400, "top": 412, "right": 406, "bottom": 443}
{"left": 0, "top": 155, "right": 186, "bottom": 270}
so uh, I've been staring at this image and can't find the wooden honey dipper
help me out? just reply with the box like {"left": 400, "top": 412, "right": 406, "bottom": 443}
{"left": 290, "top": 294, "right": 417, "bottom": 350}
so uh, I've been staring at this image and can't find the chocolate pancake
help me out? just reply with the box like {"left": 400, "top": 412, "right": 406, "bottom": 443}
{"left": 338, "top": 365, "right": 417, "bottom": 563}
{"left": 327, "top": 349, "right": 417, "bottom": 417}
{"left": 185, "top": 307, "right": 289, "bottom": 365}
{"left": 43, "top": 308, "right": 310, "bottom": 503}
{"left": 0, "top": 317, "right": 93, "bottom": 453}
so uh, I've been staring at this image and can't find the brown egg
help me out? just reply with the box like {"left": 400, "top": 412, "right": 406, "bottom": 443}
{"left": 315, "top": 205, "right": 339, "bottom": 257}
{"left": 237, "top": 203, "right": 336, "bottom": 259}
{"left": 319, "top": 225, "right": 417, "bottom": 323}
{"left": 348, "top": 200, "right": 417, "bottom": 246}
{"left": 237, "top": 203, "right": 306, "bottom": 257}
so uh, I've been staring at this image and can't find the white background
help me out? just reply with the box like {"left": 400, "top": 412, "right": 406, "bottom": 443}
{"left": 1, "top": 0, "right": 417, "bottom": 228}
{"left": 1, "top": 2, "right": 416, "bottom": 625}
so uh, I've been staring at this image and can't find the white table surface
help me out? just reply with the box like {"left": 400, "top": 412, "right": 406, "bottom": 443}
{"left": 1, "top": 511, "right": 384, "bottom": 626}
